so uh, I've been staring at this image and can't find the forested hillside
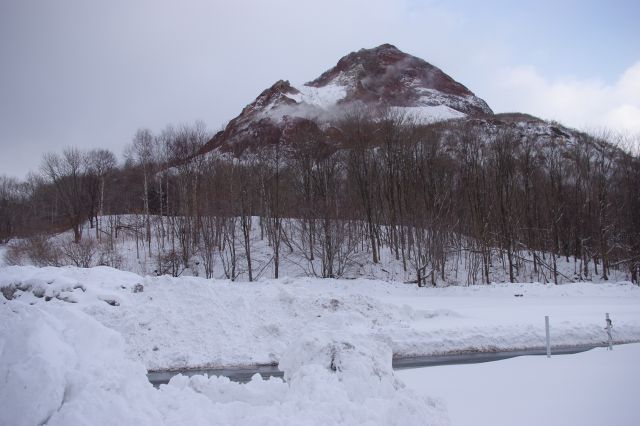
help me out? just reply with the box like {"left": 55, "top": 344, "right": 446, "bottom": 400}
{"left": 2, "top": 111, "right": 638, "bottom": 285}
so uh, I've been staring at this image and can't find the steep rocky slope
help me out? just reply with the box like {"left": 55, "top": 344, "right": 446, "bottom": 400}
{"left": 200, "top": 44, "right": 494, "bottom": 155}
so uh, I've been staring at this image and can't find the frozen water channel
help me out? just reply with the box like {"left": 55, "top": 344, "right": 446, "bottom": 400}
{"left": 147, "top": 344, "right": 607, "bottom": 386}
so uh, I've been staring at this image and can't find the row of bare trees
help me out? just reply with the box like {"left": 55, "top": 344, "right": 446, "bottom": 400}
{"left": 1, "top": 148, "right": 116, "bottom": 244}
{"left": 2, "top": 115, "right": 639, "bottom": 284}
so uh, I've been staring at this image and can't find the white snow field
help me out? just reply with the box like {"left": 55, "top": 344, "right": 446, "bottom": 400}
{"left": 398, "top": 344, "right": 640, "bottom": 426}
{"left": 1, "top": 264, "right": 640, "bottom": 425}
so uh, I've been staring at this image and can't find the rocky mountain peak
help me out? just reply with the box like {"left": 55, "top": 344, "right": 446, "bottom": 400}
{"left": 304, "top": 44, "right": 491, "bottom": 115}
{"left": 240, "top": 80, "right": 300, "bottom": 117}
{"left": 201, "top": 44, "right": 494, "bottom": 154}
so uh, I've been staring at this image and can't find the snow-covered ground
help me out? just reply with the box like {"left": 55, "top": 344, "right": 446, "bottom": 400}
{"left": 0, "top": 302, "right": 447, "bottom": 426}
{"left": 2, "top": 264, "right": 639, "bottom": 425}
{"left": 4, "top": 215, "right": 632, "bottom": 286}
{"left": 398, "top": 344, "right": 640, "bottom": 426}
{"left": 2, "top": 265, "right": 639, "bottom": 372}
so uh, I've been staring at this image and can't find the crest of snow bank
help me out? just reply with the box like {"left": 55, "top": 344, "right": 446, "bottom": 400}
{"left": 0, "top": 303, "right": 448, "bottom": 426}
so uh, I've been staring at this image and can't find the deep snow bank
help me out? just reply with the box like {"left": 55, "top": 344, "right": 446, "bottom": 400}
{"left": 2, "top": 265, "right": 640, "bottom": 371}
{"left": 0, "top": 302, "right": 448, "bottom": 425}
{"left": 0, "top": 303, "right": 161, "bottom": 426}
{"left": 164, "top": 333, "right": 447, "bottom": 425}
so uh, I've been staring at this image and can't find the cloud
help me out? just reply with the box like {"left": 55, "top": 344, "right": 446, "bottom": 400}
{"left": 0, "top": 0, "right": 466, "bottom": 178}
{"left": 0, "top": 0, "right": 638, "bottom": 177}
{"left": 490, "top": 61, "right": 640, "bottom": 135}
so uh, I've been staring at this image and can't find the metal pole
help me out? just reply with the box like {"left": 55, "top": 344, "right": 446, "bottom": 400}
{"left": 545, "top": 315, "right": 551, "bottom": 358}
{"left": 606, "top": 313, "right": 613, "bottom": 351}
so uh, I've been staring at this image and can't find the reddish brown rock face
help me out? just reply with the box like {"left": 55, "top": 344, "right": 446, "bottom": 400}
{"left": 201, "top": 80, "right": 302, "bottom": 154}
{"left": 307, "top": 44, "right": 481, "bottom": 107}
{"left": 201, "top": 44, "right": 493, "bottom": 156}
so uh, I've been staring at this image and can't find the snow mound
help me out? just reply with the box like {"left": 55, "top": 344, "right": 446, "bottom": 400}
{"left": 279, "top": 332, "right": 397, "bottom": 399}
{"left": 0, "top": 302, "right": 448, "bottom": 425}
{"left": 0, "top": 303, "right": 161, "bottom": 426}
{"left": 163, "top": 332, "right": 449, "bottom": 425}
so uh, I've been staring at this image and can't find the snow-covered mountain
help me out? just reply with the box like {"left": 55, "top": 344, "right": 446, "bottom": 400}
{"left": 201, "top": 44, "right": 494, "bottom": 154}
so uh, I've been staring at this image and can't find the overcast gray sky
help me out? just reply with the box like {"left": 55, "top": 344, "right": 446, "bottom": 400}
{"left": 1, "top": 0, "right": 639, "bottom": 178}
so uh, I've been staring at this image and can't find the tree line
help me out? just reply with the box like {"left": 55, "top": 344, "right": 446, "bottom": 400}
{"left": 1, "top": 113, "right": 639, "bottom": 284}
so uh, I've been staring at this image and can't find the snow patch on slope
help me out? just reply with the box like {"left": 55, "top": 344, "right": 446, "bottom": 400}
{"left": 273, "top": 82, "right": 467, "bottom": 124}
{"left": 297, "top": 83, "right": 348, "bottom": 108}
{"left": 393, "top": 105, "right": 466, "bottom": 123}
{"left": 266, "top": 83, "right": 348, "bottom": 121}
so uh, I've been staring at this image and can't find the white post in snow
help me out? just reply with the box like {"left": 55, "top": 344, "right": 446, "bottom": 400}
{"left": 545, "top": 315, "right": 551, "bottom": 358}
{"left": 606, "top": 313, "right": 613, "bottom": 351}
